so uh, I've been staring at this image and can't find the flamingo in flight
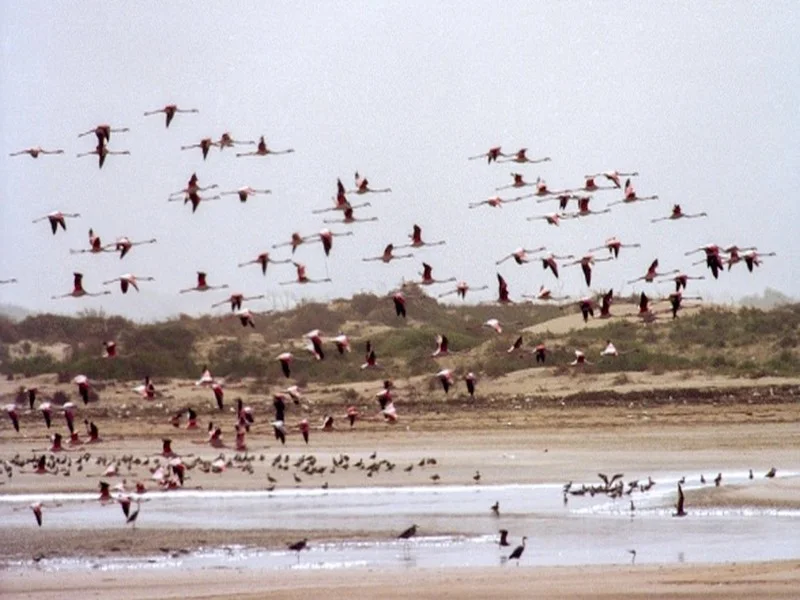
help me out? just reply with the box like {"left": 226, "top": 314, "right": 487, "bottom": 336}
{"left": 103, "top": 341, "right": 117, "bottom": 358}
{"left": 522, "top": 285, "right": 570, "bottom": 302}
{"left": 52, "top": 273, "right": 111, "bottom": 299}
{"left": 238, "top": 252, "right": 292, "bottom": 275}
{"left": 541, "top": 253, "right": 575, "bottom": 279}
{"left": 305, "top": 329, "right": 325, "bottom": 360}
{"left": 666, "top": 291, "right": 702, "bottom": 318}
{"left": 9, "top": 146, "right": 64, "bottom": 158}
{"left": 537, "top": 193, "right": 580, "bottom": 211}
{"left": 168, "top": 190, "right": 222, "bottom": 213}
{"left": 323, "top": 204, "right": 378, "bottom": 225}
{"left": 397, "top": 224, "right": 446, "bottom": 249}
{"left": 314, "top": 178, "right": 364, "bottom": 213}
{"left": 564, "top": 254, "right": 613, "bottom": 287}
{"left": 483, "top": 318, "right": 503, "bottom": 333}
{"left": 608, "top": 179, "right": 658, "bottom": 206}
{"left": 392, "top": 292, "right": 407, "bottom": 318}
{"left": 469, "top": 193, "right": 533, "bottom": 209}
{"left": 567, "top": 196, "right": 611, "bottom": 219}
{"left": 102, "top": 274, "right": 155, "bottom": 294}
{"left": 70, "top": 229, "right": 111, "bottom": 254}
{"left": 211, "top": 293, "right": 265, "bottom": 311}
{"left": 573, "top": 296, "right": 597, "bottom": 322}
{"left": 169, "top": 173, "right": 218, "bottom": 199}
{"left": 585, "top": 170, "right": 639, "bottom": 189}
{"left": 279, "top": 262, "right": 331, "bottom": 285}
{"left": 685, "top": 244, "right": 727, "bottom": 279}
{"left": 333, "top": 333, "right": 351, "bottom": 354}
{"left": 76, "top": 143, "right": 130, "bottom": 169}
{"left": 571, "top": 176, "right": 616, "bottom": 193}
{"left": 361, "top": 342, "right": 381, "bottom": 369}
{"left": 273, "top": 232, "right": 319, "bottom": 254}
{"left": 349, "top": 172, "right": 391, "bottom": 195}
{"left": 658, "top": 272, "right": 706, "bottom": 291}
{"left": 217, "top": 132, "right": 257, "bottom": 150}
{"left": 143, "top": 104, "right": 199, "bottom": 128}
{"left": 436, "top": 369, "right": 455, "bottom": 393}
{"left": 468, "top": 146, "right": 508, "bottom": 163}
{"left": 496, "top": 173, "right": 536, "bottom": 191}
{"left": 532, "top": 178, "right": 567, "bottom": 198}
{"left": 234, "top": 309, "right": 256, "bottom": 328}
{"left": 742, "top": 250, "right": 776, "bottom": 272}
{"left": 431, "top": 334, "right": 450, "bottom": 358}
{"left": 589, "top": 237, "right": 641, "bottom": 259}
{"left": 634, "top": 292, "right": 657, "bottom": 322}
{"left": 438, "top": 281, "right": 489, "bottom": 300}
{"left": 498, "top": 148, "right": 552, "bottom": 164}
{"left": 236, "top": 136, "right": 294, "bottom": 157}
{"left": 496, "top": 246, "right": 547, "bottom": 266}
{"left": 496, "top": 273, "right": 512, "bottom": 303}
{"left": 316, "top": 228, "right": 354, "bottom": 256}
{"left": 78, "top": 124, "right": 129, "bottom": 145}
{"left": 363, "top": 244, "right": 413, "bottom": 263}
{"left": 652, "top": 204, "right": 708, "bottom": 223}
{"left": 408, "top": 262, "right": 456, "bottom": 286}
{"left": 220, "top": 186, "right": 272, "bottom": 202}
{"left": 627, "top": 259, "right": 679, "bottom": 284}
{"left": 32, "top": 211, "right": 80, "bottom": 235}
{"left": 181, "top": 137, "right": 218, "bottom": 160}
{"left": 526, "top": 212, "right": 573, "bottom": 226}
{"left": 179, "top": 272, "right": 229, "bottom": 294}
{"left": 109, "top": 236, "right": 157, "bottom": 259}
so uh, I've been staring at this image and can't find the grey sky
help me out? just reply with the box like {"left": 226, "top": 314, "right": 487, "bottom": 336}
{"left": 2, "top": 2, "right": 798, "bottom": 321}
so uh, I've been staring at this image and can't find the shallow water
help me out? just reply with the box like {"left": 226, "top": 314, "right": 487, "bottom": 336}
{"left": 2, "top": 470, "right": 799, "bottom": 572}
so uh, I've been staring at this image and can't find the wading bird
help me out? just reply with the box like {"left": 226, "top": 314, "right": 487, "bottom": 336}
{"left": 507, "top": 536, "right": 527, "bottom": 565}
{"left": 468, "top": 146, "right": 507, "bottom": 163}
{"left": 238, "top": 252, "right": 292, "bottom": 275}
{"left": 652, "top": 204, "right": 708, "bottom": 223}
{"left": 76, "top": 143, "right": 130, "bottom": 169}
{"left": 499, "top": 148, "right": 551, "bottom": 164}
{"left": 211, "top": 293, "right": 265, "bottom": 311}
{"left": 32, "top": 211, "right": 80, "bottom": 235}
{"left": 349, "top": 172, "right": 391, "bottom": 195}
{"left": 362, "top": 244, "right": 413, "bottom": 263}
{"left": 438, "top": 281, "right": 489, "bottom": 300}
{"left": 220, "top": 186, "right": 272, "bottom": 202}
{"left": 236, "top": 136, "right": 294, "bottom": 157}
{"left": 589, "top": 237, "right": 641, "bottom": 259}
{"left": 181, "top": 137, "right": 218, "bottom": 160}
{"left": 103, "top": 274, "right": 155, "bottom": 294}
{"left": 496, "top": 246, "right": 547, "bottom": 266}
{"left": 10, "top": 146, "right": 64, "bottom": 158}
{"left": 608, "top": 179, "right": 658, "bottom": 206}
{"left": 627, "top": 259, "right": 678, "bottom": 284}
{"left": 143, "top": 104, "right": 199, "bottom": 128}
{"left": 78, "top": 124, "right": 129, "bottom": 145}
{"left": 179, "top": 272, "right": 229, "bottom": 294}
{"left": 52, "top": 273, "right": 111, "bottom": 299}
{"left": 279, "top": 263, "right": 332, "bottom": 285}
{"left": 469, "top": 193, "right": 533, "bottom": 209}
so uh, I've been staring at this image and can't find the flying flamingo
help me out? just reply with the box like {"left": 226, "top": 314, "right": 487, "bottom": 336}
{"left": 4, "top": 404, "right": 19, "bottom": 432}
{"left": 397, "top": 224, "right": 446, "bottom": 249}
{"left": 169, "top": 173, "right": 218, "bottom": 199}
{"left": 598, "top": 289, "right": 614, "bottom": 318}
{"left": 316, "top": 228, "right": 354, "bottom": 256}
{"left": 73, "top": 375, "right": 91, "bottom": 404}
{"left": 32, "top": 211, "right": 80, "bottom": 235}
{"left": 181, "top": 137, "right": 218, "bottom": 159}
{"left": 522, "top": 285, "right": 570, "bottom": 302}
{"left": 143, "top": 104, "right": 199, "bottom": 128}
{"left": 483, "top": 318, "right": 502, "bottom": 333}
{"left": 570, "top": 350, "right": 590, "bottom": 366}
{"left": 608, "top": 179, "right": 658, "bottom": 206}
{"left": 0, "top": 278, "right": 18, "bottom": 284}
{"left": 279, "top": 262, "right": 331, "bottom": 285}
{"left": 349, "top": 172, "right": 391, "bottom": 195}
{"left": 211, "top": 382, "right": 225, "bottom": 410}
{"left": 238, "top": 252, "right": 292, "bottom": 275}
{"left": 685, "top": 244, "right": 726, "bottom": 279}
{"left": 496, "top": 246, "right": 547, "bottom": 265}
{"left": 217, "top": 132, "right": 257, "bottom": 150}
{"left": 314, "top": 179, "right": 367, "bottom": 213}
{"left": 567, "top": 196, "right": 611, "bottom": 218}
{"left": 464, "top": 372, "right": 477, "bottom": 398}
{"left": 76, "top": 143, "right": 130, "bottom": 169}
{"left": 507, "top": 335, "right": 524, "bottom": 354}
{"left": 575, "top": 296, "right": 596, "bottom": 322}
{"left": 102, "top": 274, "right": 155, "bottom": 294}
{"left": 195, "top": 366, "right": 216, "bottom": 387}
{"left": 272, "top": 232, "right": 319, "bottom": 254}
{"left": 52, "top": 273, "right": 111, "bottom": 299}
{"left": 333, "top": 333, "right": 351, "bottom": 354}
{"left": 526, "top": 212, "right": 574, "bottom": 226}
{"left": 742, "top": 250, "right": 777, "bottom": 272}
{"left": 571, "top": 176, "right": 616, "bottom": 193}
{"left": 666, "top": 291, "right": 702, "bottom": 318}
{"left": 534, "top": 343, "right": 549, "bottom": 363}
{"left": 589, "top": 237, "right": 641, "bottom": 259}
{"left": 103, "top": 341, "right": 117, "bottom": 358}
{"left": 496, "top": 173, "right": 536, "bottom": 191}
{"left": 392, "top": 292, "right": 406, "bottom": 318}
{"left": 168, "top": 190, "right": 222, "bottom": 213}
{"left": 236, "top": 136, "right": 294, "bottom": 157}
{"left": 78, "top": 124, "right": 129, "bottom": 145}
{"left": 627, "top": 259, "right": 678, "bottom": 284}
{"left": 537, "top": 193, "right": 580, "bottom": 211}
{"left": 564, "top": 254, "right": 613, "bottom": 287}
{"left": 432, "top": 334, "right": 450, "bottom": 357}
{"left": 496, "top": 273, "right": 512, "bottom": 303}
{"left": 31, "top": 502, "right": 43, "bottom": 527}
{"left": 323, "top": 204, "right": 378, "bottom": 224}
{"left": 435, "top": 369, "right": 455, "bottom": 393}
{"left": 498, "top": 148, "right": 551, "bottom": 164}
{"left": 634, "top": 292, "right": 656, "bottom": 322}
{"left": 541, "top": 253, "right": 575, "bottom": 279}
{"left": 276, "top": 353, "right": 294, "bottom": 378}
{"left": 363, "top": 244, "right": 413, "bottom": 263}
{"left": 410, "top": 262, "right": 456, "bottom": 286}
{"left": 305, "top": 329, "right": 325, "bottom": 360}
{"left": 652, "top": 204, "right": 708, "bottom": 223}
{"left": 211, "top": 293, "right": 265, "bottom": 311}
{"left": 468, "top": 146, "right": 508, "bottom": 163}
{"left": 109, "top": 236, "right": 157, "bottom": 259}
{"left": 469, "top": 193, "right": 533, "bottom": 209}
{"left": 134, "top": 376, "right": 156, "bottom": 400}
{"left": 9, "top": 146, "right": 64, "bottom": 158}
{"left": 658, "top": 272, "right": 706, "bottom": 291}
{"left": 585, "top": 170, "right": 639, "bottom": 189}
{"left": 70, "top": 228, "right": 111, "bottom": 254}
{"left": 220, "top": 186, "right": 272, "bottom": 202}
{"left": 532, "top": 178, "right": 567, "bottom": 198}
{"left": 179, "top": 272, "right": 229, "bottom": 294}
{"left": 438, "top": 281, "right": 489, "bottom": 300}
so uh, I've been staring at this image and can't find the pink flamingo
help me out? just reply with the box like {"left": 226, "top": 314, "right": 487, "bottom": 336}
{"left": 652, "top": 204, "right": 708, "bottom": 223}
{"left": 70, "top": 228, "right": 111, "bottom": 254}
{"left": 627, "top": 259, "right": 678, "bottom": 284}
{"left": 217, "top": 132, "right": 256, "bottom": 150}
{"left": 143, "top": 104, "right": 199, "bottom": 128}
{"left": 52, "top": 273, "right": 111, "bottom": 299}
{"left": 181, "top": 137, "right": 218, "bottom": 160}
{"left": 333, "top": 333, "right": 351, "bottom": 354}
{"left": 570, "top": 350, "right": 590, "bottom": 366}
{"left": 305, "top": 329, "right": 325, "bottom": 360}
{"left": 349, "top": 172, "right": 391, "bottom": 195}
{"left": 464, "top": 372, "right": 477, "bottom": 398}
{"left": 102, "top": 274, "right": 155, "bottom": 294}
{"left": 657, "top": 272, "right": 706, "bottom": 291}
{"left": 483, "top": 318, "right": 502, "bottom": 333}
{"left": 104, "top": 340, "right": 118, "bottom": 358}
{"left": 32, "top": 211, "right": 80, "bottom": 235}
{"left": 78, "top": 124, "right": 129, "bottom": 145}
{"left": 10, "top": 146, "right": 64, "bottom": 158}
{"left": 238, "top": 252, "right": 292, "bottom": 275}
{"left": 564, "top": 254, "right": 613, "bottom": 287}
{"left": 168, "top": 190, "right": 222, "bottom": 213}
{"left": 211, "top": 293, "right": 265, "bottom": 311}
{"left": 323, "top": 204, "right": 378, "bottom": 225}
{"left": 179, "top": 272, "right": 229, "bottom": 294}
{"left": 279, "top": 263, "right": 331, "bottom": 285}
{"left": 436, "top": 369, "right": 455, "bottom": 393}
{"left": 409, "top": 262, "right": 456, "bottom": 286}
{"left": 496, "top": 173, "right": 536, "bottom": 191}
{"left": 108, "top": 236, "right": 157, "bottom": 259}
{"left": 273, "top": 232, "right": 319, "bottom": 254}
{"left": 469, "top": 193, "right": 533, "bottom": 209}
{"left": 499, "top": 148, "right": 551, "bottom": 164}
{"left": 363, "top": 244, "right": 413, "bottom": 263}
{"left": 541, "top": 253, "right": 574, "bottom": 279}
{"left": 571, "top": 176, "right": 616, "bottom": 193}
{"left": 73, "top": 375, "right": 91, "bottom": 404}
{"left": 316, "top": 228, "right": 354, "bottom": 256}
{"left": 397, "top": 224, "right": 446, "bottom": 248}
{"left": 220, "top": 186, "right": 272, "bottom": 202}
{"left": 608, "top": 179, "right": 658, "bottom": 206}
{"left": 589, "top": 237, "right": 641, "bottom": 258}
{"left": 432, "top": 334, "right": 450, "bottom": 357}
{"left": 438, "top": 281, "right": 489, "bottom": 300}
{"left": 496, "top": 246, "right": 547, "bottom": 266}
{"left": 585, "top": 170, "right": 639, "bottom": 189}
{"left": 468, "top": 146, "right": 507, "bottom": 163}
{"left": 76, "top": 142, "right": 130, "bottom": 169}
{"left": 392, "top": 292, "right": 407, "bottom": 318}
{"left": 666, "top": 291, "right": 702, "bottom": 318}
{"left": 742, "top": 250, "right": 777, "bottom": 272}
{"left": 277, "top": 352, "right": 294, "bottom": 377}
{"left": 169, "top": 173, "right": 218, "bottom": 199}
{"left": 526, "top": 212, "right": 573, "bottom": 226}
{"left": 497, "top": 273, "right": 512, "bottom": 304}
{"left": 522, "top": 285, "right": 570, "bottom": 302}
{"left": 568, "top": 196, "right": 611, "bottom": 218}
{"left": 236, "top": 136, "right": 294, "bottom": 157}
{"left": 4, "top": 404, "right": 19, "bottom": 432}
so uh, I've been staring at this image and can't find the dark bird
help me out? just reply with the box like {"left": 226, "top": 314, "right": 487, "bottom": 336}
{"left": 498, "top": 529, "right": 510, "bottom": 546}
{"left": 287, "top": 538, "right": 308, "bottom": 561}
{"left": 507, "top": 536, "right": 527, "bottom": 564}
{"left": 673, "top": 484, "right": 687, "bottom": 517}
{"left": 491, "top": 501, "right": 500, "bottom": 516}
{"left": 127, "top": 500, "right": 141, "bottom": 528}
{"left": 765, "top": 467, "right": 777, "bottom": 478}
{"left": 398, "top": 524, "right": 418, "bottom": 540}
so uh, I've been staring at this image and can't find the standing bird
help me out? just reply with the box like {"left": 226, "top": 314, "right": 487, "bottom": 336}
{"left": 10, "top": 146, "right": 64, "bottom": 158}
{"left": 238, "top": 252, "right": 292, "bottom": 275}
{"left": 109, "top": 236, "right": 157, "bottom": 259}
{"left": 673, "top": 484, "right": 687, "bottom": 517}
{"left": 279, "top": 263, "right": 332, "bottom": 285}
{"left": 181, "top": 137, "right": 218, "bottom": 160}
{"left": 76, "top": 143, "right": 130, "bottom": 169}
{"left": 589, "top": 237, "right": 641, "bottom": 259}
{"left": 32, "top": 211, "right": 81, "bottom": 235}
{"left": 652, "top": 204, "right": 708, "bottom": 223}
{"left": 397, "top": 224, "right": 446, "bottom": 249}
{"left": 608, "top": 179, "right": 658, "bottom": 206}
{"left": 220, "top": 186, "right": 272, "bottom": 202}
{"left": 78, "top": 124, "right": 129, "bottom": 145}
{"left": 287, "top": 538, "right": 309, "bottom": 561}
{"left": 102, "top": 274, "right": 155, "bottom": 294}
{"left": 236, "top": 135, "right": 294, "bottom": 157}
{"left": 362, "top": 244, "right": 413, "bottom": 263}
{"left": 52, "top": 273, "right": 112, "bottom": 299}
{"left": 143, "top": 104, "right": 199, "bottom": 128}
{"left": 507, "top": 536, "right": 527, "bottom": 565}
{"left": 179, "top": 272, "right": 229, "bottom": 294}
{"left": 499, "top": 148, "right": 551, "bottom": 164}
{"left": 349, "top": 172, "right": 391, "bottom": 195}
{"left": 468, "top": 146, "right": 507, "bottom": 163}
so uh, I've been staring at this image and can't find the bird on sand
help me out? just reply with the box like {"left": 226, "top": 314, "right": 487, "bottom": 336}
{"left": 673, "top": 484, "right": 687, "bottom": 517}
{"left": 507, "top": 536, "right": 527, "bottom": 565}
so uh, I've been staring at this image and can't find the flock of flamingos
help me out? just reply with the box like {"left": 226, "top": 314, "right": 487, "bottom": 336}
{"left": 3, "top": 104, "right": 778, "bottom": 541}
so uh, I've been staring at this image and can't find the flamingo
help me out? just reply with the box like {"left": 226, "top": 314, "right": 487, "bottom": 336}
{"left": 349, "top": 172, "right": 391, "bottom": 195}
{"left": 526, "top": 212, "right": 572, "bottom": 226}
{"left": 627, "top": 259, "right": 678, "bottom": 284}
{"left": 39, "top": 401, "right": 52, "bottom": 428}
{"left": 598, "top": 289, "right": 614, "bottom": 318}
{"left": 275, "top": 353, "right": 293, "bottom": 377}
{"left": 70, "top": 228, "right": 111, "bottom": 254}
{"left": 483, "top": 318, "right": 502, "bottom": 333}
{"left": 169, "top": 173, "right": 218, "bottom": 199}
{"left": 570, "top": 350, "right": 590, "bottom": 366}
{"left": 531, "top": 178, "right": 568, "bottom": 198}
{"left": 507, "top": 335, "right": 524, "bottom": 354}
{"left": 652, "top": 204, "right": 708, "bottom": 223}
{"left": 0, "top": 278, "right": 18, "bottom": 284}
{"left": 179, "top": 272, "right": 229, "bottom": 294}
{"left": 238, "top": 252, "right": 292, "bottom": 275}
{"left": 589, "top": 237, "right": 641, "bottom": 259}
{"left": 316, "top": 228, "right": 353, "bottom": 256}
{"left": 564, "top": 254, "right": 613, "bottom": 287}
{"left": 686, "top": 245, "right": 726, "bottom": 279}
{"left": 666, "top": 291, "right": 701, "bottom": 318}
{"left": 181, "top": 137, "right": 218, "bottom": 160}
{"left": 410, "top": 262, "right": 456, "bottom": 286}
{"left": 217, "top": 132, "right": 257, "bottom": 150}
{"left": 102, "top": 274, "right": 155, "bottom": 294}
{"left": 78, "top": 124, "right": 129, "bottom": 145}
{"left": 541, "top": 253, "right": 575, "bottom": 279}
{"left": 362, "top": 341, "right": 381, "bottom": 369}
{"left": 496, "top": 246, "right": 547, "bottom": 266}
{"left": 73, "top": 375, "right": 91, "bottom": 404}
{"left": 397, "top": 224, "right": 446, "bottom": 249}
{"left": 567, "top": 196, "right": 611, "bottom": 218}
{"left": 658, "top": 272, "right": 706, "bottom": 291}
{"left": 103, "top": 341, "right": 117, "bottom": 358}
{"left": 496, "top": 173, "right": 536, "bottom": 191}
{"left": 9, "top": 146, "right": 64, "bottom": 158}
{"left": 108, "top": 236, "right": 157, "bottom": 259}
{"left": 464, "top": 372, "right": 477, "bottom": 398}
{"left": 534, "top": 343, "right": 549, "bottom": 363}
{"left": 585, "top": 170, "right": 639, "bottom": 189}
{"left": 4, "top": 404, "right": 19, "bottom": 432}
{"left": 305, "top": 329, "right": 325, "bottom": 360}
{"left": 195, "top": 366, "right": 215, "bottom": 387}
{"left": 392, "top": 292, "right": 407, "bottom": 318}
{"left": 211, "top": 293, "right": 265, "bottom": 311}
{"left": 333, "top": 333, "right": 351, "bottom": 354}
{"left": 601, "top": 341, "right": 619, "bottom": 357}
{"left": 52, "top": 273, "right": 111, "bottom": 299}
{"left": 31, "top": 502, "right": 43, "bottom": 527}
{"left": 134, "top": 376, "right": 156, "bottom": 400}
{"left": 272, "top": 232, "right": 319, "bottom": 254}
{"left": 608, "top": 179, "right": 658, "bottom": 206}
{"left": 236, "top": 136, "right": 294, "bottom": 157}
{"left": 468, "top": 146, "right": 507, "bottom": 163}
{"left": 362, "top": 244, "right": 413, "bottom": 263}
{"left": 279, "top": 263, "right": 331, "bottom": 285}
{"left": 432, "top": 334, "right": 450, "bottom": 357}
{"left": 498, "top": 148, "right": 551, "bottom": 164}
{"left": 211, "top": 382, "right": 224, "bottom": 410}
{"left": 576, "top": 296, "right": 596, "bottom": 322}
{"left": 742, "top": 250, "right": 776, "bottom": 272}
{"left": 496, "top": 273, "right": 512, "bottom": 303}
{"left": 436, "top": 369, "right": 455, "bottom": 393}
{"left": 314, "top": 179, "right": 369, "bottom": 213}
{"left": 469, "top": 192, "right": 533, "bottom": 209}
{"left": 220, "top": 186, "right": 272, "bottom": 202}
{"left": 143, "top": 104, "right": 199, "bottom": 128}
{"left": 323, "top": 204, "right": 378, "bottom": 224}
{"left": 168, "top": 190, "right": 222, "bottom": 213}
{"left": 522, "top": 285, "right": 570, "bottom": 302}
{"left": 572, "top": 176, "right": 616, "bottom": 193}
{"left": 438, "top": 281, "right": 489, "bottom": 300}
{"left": 76, "top": 142, "right": 130, "bottom": 169}
{"left": 634, "top": 292, "right": 656, "bottom": 322}
{"left": 32, "top": 211, "right": 80, "bottom": 235}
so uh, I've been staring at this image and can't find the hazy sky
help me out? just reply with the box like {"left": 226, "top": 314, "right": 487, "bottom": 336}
{"left": 2, "top": 2, "right": 798, "bottom": 321}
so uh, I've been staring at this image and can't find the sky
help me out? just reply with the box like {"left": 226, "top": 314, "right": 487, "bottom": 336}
{"left": 1, "top": 2, "right": 798, "bottom": 322}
